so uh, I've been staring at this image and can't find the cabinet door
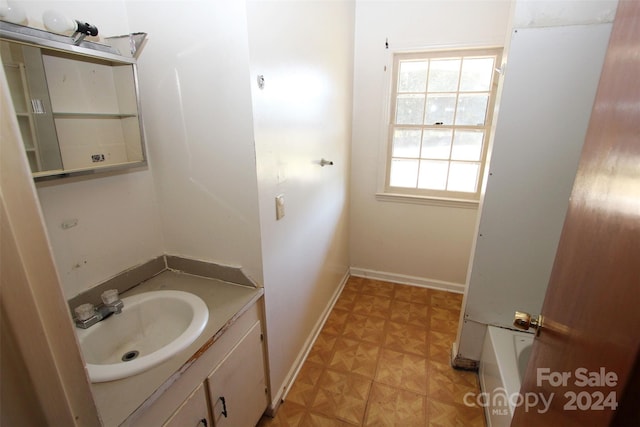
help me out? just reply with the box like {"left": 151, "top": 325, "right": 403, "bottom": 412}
{"left": 0, "top": 41, "right": 62, "bottom": 172}
{"left": 208, "top": 321, "right": 268, "bottom": 427}
{"left": 163, "top": 382, "right": 211, "bottom": 427}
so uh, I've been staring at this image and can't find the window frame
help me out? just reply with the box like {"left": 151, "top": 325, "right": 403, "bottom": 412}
{"left": 382, "top": 47, "right": 503, "bottom": 204}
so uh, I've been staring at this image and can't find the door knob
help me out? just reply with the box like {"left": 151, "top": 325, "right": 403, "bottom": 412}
{"left": 514, "top": 311, "right": 543, "bottom": 335}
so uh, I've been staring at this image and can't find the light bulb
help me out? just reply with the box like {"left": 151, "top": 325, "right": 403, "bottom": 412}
{"left": 43, "top": 10, "right": 77, "bottom": 34}
{"left": 0, "top": 2, "right": 27, "bottom": 24}
{"left": 42, "top": 10, "right": 98, "bottom": 38}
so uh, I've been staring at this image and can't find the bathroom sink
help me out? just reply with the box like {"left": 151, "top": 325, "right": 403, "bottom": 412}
{"left": 76, "top": 290, "right": 209, "bottom": 383}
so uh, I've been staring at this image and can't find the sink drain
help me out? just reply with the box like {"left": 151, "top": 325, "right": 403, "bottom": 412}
{"left": 121, "top": 350, "right": 139, "bottom": 362}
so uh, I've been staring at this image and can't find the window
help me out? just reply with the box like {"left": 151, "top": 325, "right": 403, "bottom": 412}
{"left": 385, "top": 48, "right": 502, "bottom": 202}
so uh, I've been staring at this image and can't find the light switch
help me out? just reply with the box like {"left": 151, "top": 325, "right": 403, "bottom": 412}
{"left": 275, "top": 194, "right": 285, "bottom": 220}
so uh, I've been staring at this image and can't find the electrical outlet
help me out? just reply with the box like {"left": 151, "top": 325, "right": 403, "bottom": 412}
{"left": 275, "top": 194, "right": 285, "bottom": 220}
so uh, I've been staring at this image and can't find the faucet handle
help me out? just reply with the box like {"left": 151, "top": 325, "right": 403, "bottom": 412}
{"left": 74, "top": 303, "right": 96, "bottom": 321}
{"left": 101, "top": 289, "right": 119, "bottom": 305}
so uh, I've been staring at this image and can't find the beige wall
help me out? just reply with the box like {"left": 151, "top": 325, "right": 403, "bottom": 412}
{"left": 349, "top": 1, "right": 512, "bottom": 289}
{"left": 124, "top": 0, "right": 264, "bottom": 284}
{"left": 8, "top": 0, "right": 353, "bottom": 413}
{"left": 24, "top": 0, "right": 265, "bottom": 299}
{"left": 1, "top": 308, "right": 47, "bottom": 426}
{"left": 247, "top": 0, "right": 355, "bottom": 407}
{"left": 12, "top": 1, "right": 166, "bottom": 300}
{"left": 1, "top": 60, "right": 100, "bottom": 425}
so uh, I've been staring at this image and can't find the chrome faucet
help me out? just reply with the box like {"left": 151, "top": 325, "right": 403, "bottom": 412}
{"left": 74, "top": 289, "right": 124, "bottom": 329}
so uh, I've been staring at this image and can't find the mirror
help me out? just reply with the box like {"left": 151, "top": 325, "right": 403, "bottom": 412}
{"left": 0, "top": 22, "right": 146, "bottom": 180}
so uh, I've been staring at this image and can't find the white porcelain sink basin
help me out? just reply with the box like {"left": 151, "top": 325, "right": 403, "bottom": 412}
{"left": 76, "top": 290, "right": 209, "bottom": 383}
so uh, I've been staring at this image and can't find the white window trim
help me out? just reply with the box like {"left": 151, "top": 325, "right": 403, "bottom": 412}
{"left": 375, "top": 42, "right": 504, "bottom": 208}
{"left": 375, "top": 191, "right": 479, "bottom": 209}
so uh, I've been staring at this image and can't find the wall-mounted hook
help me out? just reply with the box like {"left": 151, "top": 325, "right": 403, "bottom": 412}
{"left": 320, "top": 158, "right": 334, "bottom": 167}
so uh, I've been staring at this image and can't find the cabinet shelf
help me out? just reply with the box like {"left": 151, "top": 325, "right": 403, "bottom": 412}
{"left": 53, "top": 112, "right": 138, "bottom": 119}
{"left": 1, "top": 24, "right": 147, "bottom": 180}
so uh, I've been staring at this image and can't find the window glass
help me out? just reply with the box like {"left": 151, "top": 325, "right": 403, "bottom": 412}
{"left": 386, "top": 48, "right": 502, "bottom": 200}
{"left": 425, "top": 94, "right": 456, "bottom": 125}
{"left": 427, "top": 59, "right": 460, "bottom": 92}
{"left": 447, "top": 162, "right": 480, "bottom": 192}
{"left": 396, "top": 94, "right": 425, "bottom": 125}
{"left": 392, "top": 129, "right": 422, "bottom": 158}
{"left": 452, "top": 131, "right": 484, "bottom": 161}
{"left": 398, "top": 61, "right": 428, "bottom": 92}
{"left": 418, "top": 160, "right": 448, "bottom": 190}
{"left": 422, "top": 129, "right": 453, "bottom": 160}
{"left": 390, "top": 159, "right": 419, "bottom": 188}
{"left": 455, "top": 94, "right": 489, "bottom": 126}
{"left": 460, "top": 57, "right": 495, "bottom": 92}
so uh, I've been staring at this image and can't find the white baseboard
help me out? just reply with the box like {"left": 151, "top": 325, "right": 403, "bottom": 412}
{"left": 349, "top": 267, "right": 465, "bottom": 294}
{"left": 267, "top": 270, "right": 350, "bottom": 413}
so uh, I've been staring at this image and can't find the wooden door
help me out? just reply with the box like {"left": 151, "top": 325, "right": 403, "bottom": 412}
{"left": 513, "top": 1, "right": 640, "bottom": 425}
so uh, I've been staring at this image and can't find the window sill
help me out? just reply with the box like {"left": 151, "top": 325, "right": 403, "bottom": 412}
{"left": 375, "top": 192, "right": 479, "bottom": 209}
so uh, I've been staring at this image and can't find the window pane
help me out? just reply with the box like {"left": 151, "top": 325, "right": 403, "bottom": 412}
{"left": 455, "top": 94, "right": 489, "bottom": 125}
{"left": 422, "top": 129, "right": 452, "bottom": 160}
{"left": 452, "top": 130, "right": 484, "bottom": 161}
{"left": 418, "top": 160, "right": 448, "bottom": 190}
{"left": 398, "top": 61, "right": 428, "bottom": 92}
{"left": 388, "top": 49, "right": 500, "bottom": 198}
{"left": 447, "top": 162, "right": 480, "bottom": 192}
{"left": 425, "top": 94, "right": 456, "bottom": 125}
{"left": 390, "top": 159, "right": 419, "bottom": 188}
{"left": 396, "top": 94, "right": 425, "bottom": 125}
{"left": 460, "top": 57, "right": 495, "bottom": 92}
{"left": 427, "top": 59, "right": 460, "bottom": 92}
{"left": 392, "top": 129, "right": 422, "bottom": 158}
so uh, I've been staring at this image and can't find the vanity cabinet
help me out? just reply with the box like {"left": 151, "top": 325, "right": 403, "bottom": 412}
{"left": 208, "top": 321, "right": 268, "bottom": 427}
{"left": 125, "top": 301, "right": 268, "bottom": 427}
{"left": 162, "top": 383, "right": 210, "bottom": 427}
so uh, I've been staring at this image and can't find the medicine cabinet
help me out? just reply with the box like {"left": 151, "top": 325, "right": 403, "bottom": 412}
{"left": 0, "top": 21, "right": 146, "bottom": 180}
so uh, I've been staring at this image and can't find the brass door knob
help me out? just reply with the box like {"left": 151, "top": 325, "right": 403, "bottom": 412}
{"left": 514, "top": 311, "right": 543, "bottom": 335}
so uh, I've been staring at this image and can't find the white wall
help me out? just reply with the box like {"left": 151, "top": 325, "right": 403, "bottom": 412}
{"left": 456, "top": 0, "right": 617, "bottom": 362}
{"left": 349, "top": 1, "right": 512, "bottom": 289}
{"left": 246, "top": 0, "right": 354, "bottom": 408}
{"left": 37, "top": 173, "right": 164, "bottom": 299}
{"left": 19, "top": 0, "right": 264, "bottom": 298}
{"left": 512, "top": 0, "right": 618, "bottom": 27}
{"left": 11, "top": 0, "right": 352, "bottom": 414}
{"left": 14, "top": 0, "right": 165, "bottom": 299}
{"left": 124, "top": 0, "right": 264, "bottom": 284}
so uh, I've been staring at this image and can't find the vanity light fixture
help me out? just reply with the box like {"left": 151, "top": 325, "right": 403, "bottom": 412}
{"left": 42, "top": 9, "right": 98, "bottom": 45}
{"left": 0, "top": 2, "right": 26, "bottom": 24}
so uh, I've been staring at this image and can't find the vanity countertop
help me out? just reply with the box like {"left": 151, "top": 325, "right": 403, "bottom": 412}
{"left": 89, "top": 270, "right": 263, "bottom": 427}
